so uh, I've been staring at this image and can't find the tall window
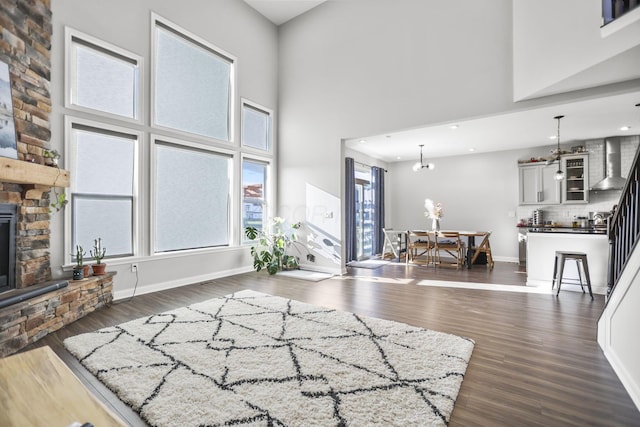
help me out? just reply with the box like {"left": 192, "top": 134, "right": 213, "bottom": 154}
{"left": 154, "top": 140, "right": 232, "bottom": 252}
{"left": 66, "top": 27, "right": 142, "bottom": 121}
{"left": 69, "top": 120, "right": 138, "bottom": 258}
{"left": 242, "top": 159, "right": 268, "bottom": 237}
{"left": 242, "top": 101, "right": 271, "bottom": 151}
{"left": 152, "top": 15, "right": 235, "bottom": 141}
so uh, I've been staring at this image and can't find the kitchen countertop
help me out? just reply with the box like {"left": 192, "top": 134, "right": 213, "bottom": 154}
{"left": 517, "top": 225, "right": 607, "bottom": 235}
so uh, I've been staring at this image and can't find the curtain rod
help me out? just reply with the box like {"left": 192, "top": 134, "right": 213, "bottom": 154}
{"left": 354, "top": 160, "right": 388, "bottom": 172}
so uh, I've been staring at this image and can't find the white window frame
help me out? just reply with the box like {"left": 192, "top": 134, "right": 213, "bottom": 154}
{"left": 64, "top": 116, "right": 141, "bottom": 265}
{"left": 150, "top": 13, "right": 236, "bottom": 145}
{"left": 241, "top": 98, "right": 273, "bottom": 154}
{"left": 150, "top": 134, "right": 236, "bottom": 255}
{"left": 240, "top": 154, "right": 273, "bottom": 243}
{"left": 65, "top": 26, "right": 143, "bottom": 124}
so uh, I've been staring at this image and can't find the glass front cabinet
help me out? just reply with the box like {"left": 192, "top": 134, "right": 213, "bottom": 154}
{"left": 562, "top": 154, "right": 589, "bottom": 204}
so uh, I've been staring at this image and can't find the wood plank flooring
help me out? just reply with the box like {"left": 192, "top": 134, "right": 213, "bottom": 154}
{"left": 23, "top": 261, "right": 640, "bottom": 426}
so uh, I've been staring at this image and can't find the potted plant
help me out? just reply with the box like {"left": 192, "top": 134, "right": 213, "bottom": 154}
{"left": 245, "top": 217, "right": 304, "bottom": 275}
{"left": 72, "top": 245, "right": 86, "bottom": 280}
{"left": 90, "top": 238, "right": 107, "bottom": 275}
{"left": 43, "top": 149, "right": 60, "bottom": 167}
{"left": 79, "top": 245, "right": 92, "bottom": 278}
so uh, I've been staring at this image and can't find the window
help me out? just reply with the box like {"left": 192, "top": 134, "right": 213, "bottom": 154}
{"left": 242, "top": 101, "right": 271, "bottom": 151}
{"left": 66, "top": 27, "right": 142, "bottom": 121}
{"left": 242, "top": 159, "right": 268, "bottom": 238}
{"left": 69, "top": 120, "right": 138, "bottom": 258}
{"left": 154, "top": 139, "right": 232, "bottom": 252}
{"left": 152, "top": 15, "right": 235, "bottom": 141}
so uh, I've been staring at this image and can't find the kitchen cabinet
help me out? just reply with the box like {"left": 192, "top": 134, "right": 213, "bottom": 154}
{"left": 519, "top": 163, "right": 561, "bottom": 205}
{"left": 562, "top": 154, "right": 589, "bottom": 204}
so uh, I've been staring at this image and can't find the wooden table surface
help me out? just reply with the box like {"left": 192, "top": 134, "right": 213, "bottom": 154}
{"left": 0, "top": 346, "right": 126, "bottom": 427}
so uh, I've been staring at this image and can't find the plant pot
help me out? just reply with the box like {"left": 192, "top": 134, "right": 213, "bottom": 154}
{"left": 83, "top": 265, "right": 91, "bottom": 278}
{"left": 92, "top": 263, "right": 106, "bottom": 275}
{"left": 72, "top": 267, "right": 84, "bottom": 280}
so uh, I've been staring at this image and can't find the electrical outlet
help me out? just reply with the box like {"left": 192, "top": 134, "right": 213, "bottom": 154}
{"left": 131, "top": 263, "right": 138, "bottom": 272}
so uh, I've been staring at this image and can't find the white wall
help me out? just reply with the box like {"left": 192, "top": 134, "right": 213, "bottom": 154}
{"left": 513, "top": 0, "right": 640, "bottom": 100}
{"left": 50, "top": 0, "right": 279, "bottom": 297}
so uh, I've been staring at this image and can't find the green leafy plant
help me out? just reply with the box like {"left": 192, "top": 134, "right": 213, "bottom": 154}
{"left": 90, "top": 238, "right": 107, "bottom": 264}
{"left": 43, "top": 149, "right": 60, "bottom": 166}
{"left": 245, "top": 217, "right": 303, "bottom": 275}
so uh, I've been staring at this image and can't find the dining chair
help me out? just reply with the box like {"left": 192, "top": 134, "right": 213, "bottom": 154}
{"left": 406, "top": 230, "right": 434, "bottom": 265}
{"left": 382, "top": 228, "right": 404, "bottom": 261}
{"left": 434, "top": 231, "right": 466, "bottom": 270}
{"left": 470, "top": 231, "right": 494, "bottom": 270}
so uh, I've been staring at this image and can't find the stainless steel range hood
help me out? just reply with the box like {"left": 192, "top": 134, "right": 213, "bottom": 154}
{"left": 590, "top": 137, "right": 626, "bottom": 191}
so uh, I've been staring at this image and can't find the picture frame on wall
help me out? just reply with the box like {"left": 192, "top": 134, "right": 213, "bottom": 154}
{"left": 0, "top": 60, "right": 18, "bottom": 160}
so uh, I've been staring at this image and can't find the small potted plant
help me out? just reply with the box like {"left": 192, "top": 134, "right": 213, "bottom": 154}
{"left": 43, "top": 149, "right": 60, "bottom": 167}
{"left": 80, "top": 246, "right": 92, "bottom": 278}
{"left": 90, "top": 238, "right": 107, "bottom": 275}
{"left": 72, "top": 245, "right": 86, "bottom": 280}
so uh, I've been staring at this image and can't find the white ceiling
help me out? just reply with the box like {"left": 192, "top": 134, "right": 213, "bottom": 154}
{"left": 345, "top": 90, "right": 640, "bottom": 163}
{"left": 244, "top": 1, "right": 640, "bottom": 164}
{"left": 243, "top": 0, "right": 326, "bottom": 26}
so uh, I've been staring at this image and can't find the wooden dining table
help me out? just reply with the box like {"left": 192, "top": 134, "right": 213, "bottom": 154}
{"left": 411, "top": 230, "right": 490, "bottom": 269}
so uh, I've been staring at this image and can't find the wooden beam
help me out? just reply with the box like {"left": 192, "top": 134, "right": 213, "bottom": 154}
{"left": 0, "top": 158, "right": 70, "bottom": 188}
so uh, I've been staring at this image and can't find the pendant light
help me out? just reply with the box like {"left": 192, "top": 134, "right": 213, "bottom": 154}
{"left": 412, "top": 144, "right": 435, "bottom": 172}
{"left": 553, "top": 115, "right": 565, "bottom": 181}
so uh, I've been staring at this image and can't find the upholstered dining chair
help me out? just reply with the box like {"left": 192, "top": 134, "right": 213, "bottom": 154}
{"left": 406, "top": 230, "right": 434, "bottom": 265}
{"left": 434, "top": 231, "right": 466, "bottom": 270}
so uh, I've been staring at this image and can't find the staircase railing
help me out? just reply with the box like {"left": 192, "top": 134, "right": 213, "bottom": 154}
{"left": 602, "top": 0, "right": 640, "bottom": 26}
{"left": 607, "top": 136, "right": 640, "bottom": 301}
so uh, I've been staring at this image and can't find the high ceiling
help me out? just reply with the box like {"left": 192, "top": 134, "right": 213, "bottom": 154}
{"left": 245, "top": 1, "right": 640, "bottom": 163}
{"left": 243, "top": 0, "right": 326, "bottom": 26}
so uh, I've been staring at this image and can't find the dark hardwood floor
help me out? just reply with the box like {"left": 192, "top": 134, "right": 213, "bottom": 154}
{"left": 24, "top": 261, "right": 640, "bottom": 426}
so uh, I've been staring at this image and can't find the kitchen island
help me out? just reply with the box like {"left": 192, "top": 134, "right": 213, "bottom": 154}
{"left": 526, "top": 230, "right": 608, "bottom": 295}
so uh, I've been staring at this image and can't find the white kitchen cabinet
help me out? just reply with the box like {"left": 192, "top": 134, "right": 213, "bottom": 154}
{"left": 519, "top": 163, "right": 561, "bottom": 205}
{"left": 562, "top": 154, "right": 589, "bottom": 204}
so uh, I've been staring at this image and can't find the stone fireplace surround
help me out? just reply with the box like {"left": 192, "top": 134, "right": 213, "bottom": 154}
{"left": 0, "top": 0, "right": 114, "bottom": 357}
{"left": 0, "top": 159, "right": 114, "bottom": 357}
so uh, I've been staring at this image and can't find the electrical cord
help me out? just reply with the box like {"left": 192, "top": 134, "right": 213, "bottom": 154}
{"left": 111, "top": 267, "right": 139, "bottom": 305}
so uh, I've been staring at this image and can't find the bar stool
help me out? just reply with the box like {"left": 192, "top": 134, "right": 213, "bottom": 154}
{"left": 551, "top": 251, "right": 593, "bottom": 299}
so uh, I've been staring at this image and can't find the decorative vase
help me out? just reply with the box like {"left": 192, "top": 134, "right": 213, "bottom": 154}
{"left": 432, "top": 218, "right": 440, "bottom": 232}
{"left": 92, "top": 263, "right": 107, "bottom": 275}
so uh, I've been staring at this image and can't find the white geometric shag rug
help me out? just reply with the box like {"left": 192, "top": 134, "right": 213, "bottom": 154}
{"left": 64, "top": 290, "right": 474, "bottom": 426}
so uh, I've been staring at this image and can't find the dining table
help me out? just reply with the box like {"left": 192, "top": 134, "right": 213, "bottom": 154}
{"left": 416, "top": 230, "right": 490, "bottom": 269}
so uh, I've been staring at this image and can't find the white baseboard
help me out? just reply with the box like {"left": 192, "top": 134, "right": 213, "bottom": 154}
{"left": 112, "top": 266, "right": 253, "bottom": 300}
{"left": 526, "top": 278, "right": 606, "bottom": 295}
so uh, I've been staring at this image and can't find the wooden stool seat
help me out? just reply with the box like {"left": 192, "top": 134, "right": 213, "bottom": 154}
{"left": 552, "top": 251, "right": 593, "bottom": 299}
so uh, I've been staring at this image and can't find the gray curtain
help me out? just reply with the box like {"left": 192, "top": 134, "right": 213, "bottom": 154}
{"left": 371, "top": 166, "right": 385, "bottom": 255}
{"left": 345, "top": 157, "right": 357, "bottom": 262}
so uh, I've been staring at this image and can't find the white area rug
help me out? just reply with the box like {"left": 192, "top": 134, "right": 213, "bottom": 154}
{"left": 276, "top": 269, "right": 334, "bottom": 282}
{"left": 418, "top": 280, "right": 554, "bottom": 294}
{"left": 64, "top": 290, "right": 474, "bottom": 426}
{"left": 347, "top": 259, "right": 390, "bottom": 269}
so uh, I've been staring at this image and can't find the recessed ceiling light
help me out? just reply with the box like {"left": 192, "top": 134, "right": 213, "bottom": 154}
{"left": 549, "top": 135, "right": 557, "bottom": 140}
{"left": 468, "top": 148, "right": 475, "bottom": 152}
{"left": 359, "top": 139, "right": 367, "bottom": 143}
{"left": 396, "top": 156, "right": 401, "bottom": 160}
{"left": 450, "top": 125, "right": 459, "bottom": 130}
{"left": 620, "top": 126, "right": 631, "bottom": 131}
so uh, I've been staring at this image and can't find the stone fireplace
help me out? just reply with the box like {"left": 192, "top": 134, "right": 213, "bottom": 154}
{"left": 0, "top": 0, "right": 114, "bottom": 357}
